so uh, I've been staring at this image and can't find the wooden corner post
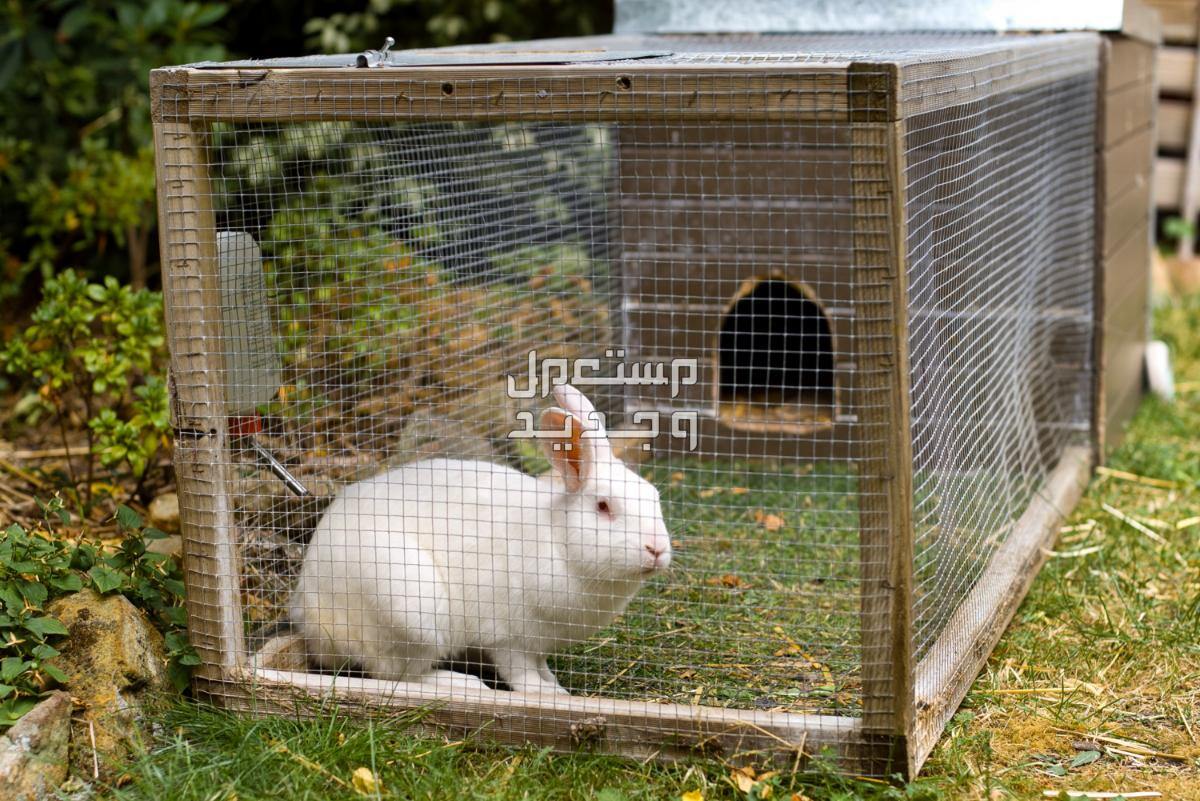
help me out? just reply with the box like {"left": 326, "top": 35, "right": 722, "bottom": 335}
{"left": 848, "top": 62, "right": 916, "bottom": 778}
{"left": 151, "top": 68, "right": 246, "bottom": 693}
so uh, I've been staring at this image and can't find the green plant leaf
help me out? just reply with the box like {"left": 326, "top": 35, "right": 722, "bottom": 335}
{"left": 0, "top": 697, "right": 39, "bottom": 726}
{"left": 89, "top": 565, "right": 124, "bottom": 594}
{"left": 31, "top": 644, "right": 59, "bottom": 661}
{"left": 167, "top": 660, "right": 191, "bottom": 692}
{"left": 1069, "top": 750, "right": 1101, "bottom": 768}
{"left": 0, "top": 657, "right": 28, "bottom": 682}
{"left": 23, "top": 616, "right": 68, "bottom": 638}
{"left": 19, "top": 581, "right": 48, "bottom": 607}
{"left": 47, "top": 574, "right": 83, "bottom": 593}
{"left": 177, "top": 652, "right": 202, "bottom": 666}
{"left": 116, "top": 504, "right": 144, "bottom": 531}
{"left": 40, "top": 662, "right": 69, "bottom": 685}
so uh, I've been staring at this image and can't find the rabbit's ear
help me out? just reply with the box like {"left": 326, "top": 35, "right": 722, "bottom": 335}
{"left": 539, "top": 407, "right": 592, "bottom": 492}
{"left": 552, "top": 384, "right": 613, "bottom": 461}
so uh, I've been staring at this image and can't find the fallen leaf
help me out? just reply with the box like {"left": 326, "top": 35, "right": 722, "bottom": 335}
{"left": 670, "top": 472, "right": 685, "bottom": 483}
{"left": 706, "top": 574, "right": 750, "bottom": 589}
{"left": 351, "top": 766, "right": 380, "bottom": 795}
{"left": 732, "top": 771, "right": 757, "bottom": 793}
{"left": 681, "top": 791, "right": 704, "bottom": 801}
{"left": 699, "top": 488, "right": 722, "bottom": 498}
{"left": 756, "top": 512, "right": 785, "bottom": 531}
{"left": 730, "top": 487, "right": 749, "bottom": 495}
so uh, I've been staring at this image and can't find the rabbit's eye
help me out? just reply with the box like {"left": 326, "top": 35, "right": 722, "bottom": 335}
{"left": 596, "top": 500, "right": 612, "bottom": 517}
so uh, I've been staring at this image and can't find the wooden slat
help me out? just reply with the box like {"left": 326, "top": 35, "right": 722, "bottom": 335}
{"left": 1159, "top": 46, "right": 1196, "bottom": 95}
{"left": 1103, "top": 221, "right": 1151, "bottom": 451}
{"left": 213, "top": 667, "right": 868, "bottom": 768}
{"left": 1144, "top": 0, "right": 1199, "bottom": 45}
{"left": 153, "top": 112, "right": 246, "bottom": 675}
{"left": 1104, "top": 80, "right": 1156, "bottom": 147}
{"left": 1157, "top": 157, "right": 1186, "bottom": 207}
{"left": 1159, "top": 98, "right": 1191, "bottom": 151}
{"left": 1179, "top": 28, "right": 1200, "bottom": 257}
{"left": 624, "top": 257, "right": 860, "bottom": 306}
{"left": 1105, "top": 177, "right": 1153, "bottom": 257}
{"left": 910, "top": 445, "right": 1093, "bottom": 771}
{"left": 1104, "top": 128, "right": 1155, "bottom": 206}
{"left": 619, "top": 202, "right": 854, "bottom": 256}
{"left": 154, "top": 64, "right": 853, "bottom": 124}
{"left": 1106, "top": 38, "right": 1157, "bottom": 93}
{"left": 617, "top": 146, "right": 853, "bottom": 198}
{"left": 848, "top": 62, "right": 913, "bottom": 777}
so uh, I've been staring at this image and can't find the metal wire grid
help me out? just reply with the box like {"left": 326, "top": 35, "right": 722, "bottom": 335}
{"left": 902, "top": 44, "right": 1098, "bottom": 661}
{"left": 152, "top": 31, "right": 1099, "bottom": 770}
{"left": 195, "top": 83, "right": 874, "bottom": 715}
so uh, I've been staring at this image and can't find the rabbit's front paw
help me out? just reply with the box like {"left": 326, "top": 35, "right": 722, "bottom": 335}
{"left": 495, "top": 651, "right": 570, "bottom": 696}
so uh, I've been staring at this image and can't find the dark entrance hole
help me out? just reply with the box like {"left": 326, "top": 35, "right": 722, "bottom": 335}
{"left": 717, "top": 279, "right": 835, "bottom": 426}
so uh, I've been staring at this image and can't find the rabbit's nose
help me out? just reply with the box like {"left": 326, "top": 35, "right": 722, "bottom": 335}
{"left": 645, "top": 544, "right": 664, "bottom": 559}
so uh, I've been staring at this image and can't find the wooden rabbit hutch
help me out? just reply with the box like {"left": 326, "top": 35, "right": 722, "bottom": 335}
{"left": 153, "top": 30, "right": 1102, "bottom": 778}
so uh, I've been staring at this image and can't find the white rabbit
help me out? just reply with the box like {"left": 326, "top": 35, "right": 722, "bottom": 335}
{"left": 288, "top": 383, "right": 672, "bottom": 696}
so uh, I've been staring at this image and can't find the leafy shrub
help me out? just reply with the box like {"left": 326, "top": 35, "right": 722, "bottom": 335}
{"left": 301, "top": 0, "right": 610, "bottom": 53}
{"left": 1, "top": 270, "right": 170, "bottom": 507}
{"left": 0, "top": 1, "right": 229, "bottom": 293}
{"left": 17, "top": 141, "right": 157, "bottom": 289}
{"left": 0, "top": 500, "right": 196, "bottom": 726}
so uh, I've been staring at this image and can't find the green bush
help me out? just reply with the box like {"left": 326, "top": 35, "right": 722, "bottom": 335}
{"left": 0, "top": 499, "right": 195, "bottom": 727}
{"left": 0, "top": 0, "right": 229, "bottom": 294}
{"left": 1, "top": 270, "right": 170, "bottom": 508}
{"left": 0, "top": 1, "right": 611, "bottom": 300}
{"left": 302, "top": 0, "right": 610, "bottom": 53}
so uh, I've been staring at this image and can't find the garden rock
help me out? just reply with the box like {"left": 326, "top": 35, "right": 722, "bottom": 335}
{"left": 0, "top": 691, "right": 71, "bottom": 801}
{"left": 46, "top": 590, "right": 172, "bottom": 778}
{"left": 147, "top": 492, "right": 180, "bottom": 534}
{"left": 146, "top": 534, "right": 183, "bottom": 562}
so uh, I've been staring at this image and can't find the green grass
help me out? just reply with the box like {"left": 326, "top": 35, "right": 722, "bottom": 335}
{"left": 97, "top": 700, "right": 938, "bottom": 801}
{"left": 919, "top": 294, "right": 1200, "bottom": 797}
{"left": 98, "top": 295, "right": 1200, "bottom": 800}
{"left": 554, "top": 459, "right": 861, "bottom": 713}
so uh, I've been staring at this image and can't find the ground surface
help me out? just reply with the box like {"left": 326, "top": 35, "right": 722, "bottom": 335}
{"left": 87, "top": 294, "right": 1200, "bottom": 800}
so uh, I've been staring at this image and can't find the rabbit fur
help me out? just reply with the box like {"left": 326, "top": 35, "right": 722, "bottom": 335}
{"left": 288, "top": 384, "right": 672, "bottom": 696}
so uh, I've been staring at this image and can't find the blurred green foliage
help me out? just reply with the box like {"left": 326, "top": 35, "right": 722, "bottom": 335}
{"left": 0, "top": 270, "right": 170, "bottom": 508}
{"left": 0, "top": 1, "right": 230, "bottom": 295}
{"left": 0, "top": 0, "right": 609, "bottom": 302}
{"left": 299, "top": 0, "right": 611, "bottom": 53}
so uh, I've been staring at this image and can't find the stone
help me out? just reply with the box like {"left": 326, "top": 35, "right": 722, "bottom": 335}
{"left": 145, "top": 534, "right": 182, "bottom": 562}
{"left": 46, "top": 590, "right": 172, "bottom": 779}
{"left": 0, "top": 691, "right": 71, "bottom": 800}
{"left": 147, "top": 492, "right": 180, "bottom": 534}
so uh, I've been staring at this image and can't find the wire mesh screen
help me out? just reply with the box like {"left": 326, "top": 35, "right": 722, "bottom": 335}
{"left": 201, "top": 106, "right": 873, "bottom": 715}
{"left": 903, "top": 48, "right": 1098, "bottom": 662}
{"left": 153, "top": 30, "right": 1100, "bottom": 774}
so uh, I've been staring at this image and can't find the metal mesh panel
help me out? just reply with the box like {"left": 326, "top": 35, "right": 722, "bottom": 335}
{"left": 203, "top": 97, "right": 872, "bottom": 706}
{"left": 152, "top": 31, "right": 1099, "bottom": 775}
{"left": 903, "top": 48, "right": 1098, "bottom": 660}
